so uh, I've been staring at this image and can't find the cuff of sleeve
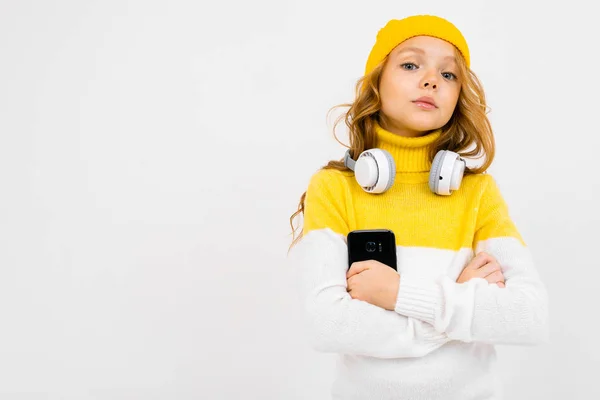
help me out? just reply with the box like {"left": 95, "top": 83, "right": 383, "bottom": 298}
{"left": 394, "top": 274, "right": 444, "bottom": 326}
{"left": 418, "top": 324, "right": 447, "bottom": 342}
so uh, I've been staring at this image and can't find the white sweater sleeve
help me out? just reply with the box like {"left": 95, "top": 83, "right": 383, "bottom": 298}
{"left": 288, "top": 228, "right": 451, "bottom": 359}
{"left": 394, "top": 176, "right": 550, "bottom": 345}
{"left": 394, "top": 238, "right": 550, "bottom": 345}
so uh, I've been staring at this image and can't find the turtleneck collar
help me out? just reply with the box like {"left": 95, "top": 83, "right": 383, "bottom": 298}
{"left": 374, "top": 121, "right": 441, "bottom": 173}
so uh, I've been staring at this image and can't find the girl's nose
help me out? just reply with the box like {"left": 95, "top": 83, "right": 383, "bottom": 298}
{"left": 422, "top": 70, "right": 439, "bottom": 89}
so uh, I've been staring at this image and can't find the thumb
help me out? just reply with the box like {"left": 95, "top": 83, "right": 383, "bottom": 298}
{"left": 347, "top": 261, "right": 371, "bottom": 279}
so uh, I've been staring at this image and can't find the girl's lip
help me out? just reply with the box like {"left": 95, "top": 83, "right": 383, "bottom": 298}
{"left": 414, "top": 97, "right": 437, "bottom": 107}
{"left": 413, "top": 101, "right": 437, "bottom": 110}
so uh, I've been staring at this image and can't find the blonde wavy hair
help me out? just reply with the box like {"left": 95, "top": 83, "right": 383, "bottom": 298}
{"left": 288, "top": 46, "right": 495, "bottom": 252}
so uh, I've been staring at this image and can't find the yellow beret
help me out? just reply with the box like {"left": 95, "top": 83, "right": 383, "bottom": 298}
{"left": 364, "top": 15, "right": 470, "bottom": 76}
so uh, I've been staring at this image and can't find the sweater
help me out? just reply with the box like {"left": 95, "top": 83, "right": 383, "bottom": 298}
{"left": 287, "top": 122, "right": 550, "bottom": 400}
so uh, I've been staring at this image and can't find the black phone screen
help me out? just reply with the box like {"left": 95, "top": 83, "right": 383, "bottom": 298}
{"left": 347, "top": 229, "right": 397, "bottom": 271}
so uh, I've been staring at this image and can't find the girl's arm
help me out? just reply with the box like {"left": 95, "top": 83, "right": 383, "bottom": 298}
{"left": 394, "top": 175, "right": 550, "bottom": 345}
{"left": 289, "top": 169, "right": 450, "bottom": 358}
{"left": 289, "top": 227, "right": 451, "bottom": 358}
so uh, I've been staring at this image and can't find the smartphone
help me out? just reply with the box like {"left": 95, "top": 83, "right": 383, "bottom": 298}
{"left": 347, "top": 229, "right": 397, "bottom": 271}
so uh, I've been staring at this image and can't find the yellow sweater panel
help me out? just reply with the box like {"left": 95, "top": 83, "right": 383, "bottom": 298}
{"left": 302, "top": 123, "right": 524, "bottom": 251}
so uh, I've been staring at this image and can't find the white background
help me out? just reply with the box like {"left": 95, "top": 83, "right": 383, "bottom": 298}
{"left": 0, "top": 0, "right": 598, "bottom": 399}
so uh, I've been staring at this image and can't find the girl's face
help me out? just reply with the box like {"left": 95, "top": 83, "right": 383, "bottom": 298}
{"left": 378, "top": 35, "right": 462, "bottom": 137}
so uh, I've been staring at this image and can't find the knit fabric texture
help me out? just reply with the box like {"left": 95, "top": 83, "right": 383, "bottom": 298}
{"left": 364, "top": 15, "right": 471, "bottom": 76}
{"left": 287, "top": 122, "right": 549, "bottom": 399}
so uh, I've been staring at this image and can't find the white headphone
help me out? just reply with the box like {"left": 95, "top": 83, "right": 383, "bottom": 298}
{"left": 343, "top": 148, "right": 466, "bottom": 195}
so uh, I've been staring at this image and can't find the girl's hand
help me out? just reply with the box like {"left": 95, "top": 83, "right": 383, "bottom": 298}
{"left": 457, "top": 251, "right": 506, "bottom": 288}
{"left": 346, "top": 260, "right": 400, "bottom": 311}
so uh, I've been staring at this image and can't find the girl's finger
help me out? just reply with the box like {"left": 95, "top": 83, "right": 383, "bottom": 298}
{"left": 467, "top": 252, "right": 498, "bottom": 271}
{"left": 347, "top": 275, "right": 355, "bottom": 287}
{"left": 347, "top": 261, "right": 371, "bottom": 279}
{"left": 477, "top": 262, "right": 501, "bottom": 278}
{"left": 464, "top": 252, "right": 492, "bottom": 270}
{"left": 485, "top": 270, "right": 505, "bottom": 284}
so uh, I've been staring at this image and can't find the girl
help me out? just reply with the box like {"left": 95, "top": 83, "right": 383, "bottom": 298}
{"left": 287, "top": 15, "right": 549, "bottom": 400}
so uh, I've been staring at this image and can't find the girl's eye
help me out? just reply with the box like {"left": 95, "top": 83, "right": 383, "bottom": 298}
{"left": 442, "top": 72, "right": 457, "bottom": 80}
{"left": 400, "top": 63, "right": 418, "bottom": 70}
{"left": 401, "top": 63, "right": 457, "bottom": 81}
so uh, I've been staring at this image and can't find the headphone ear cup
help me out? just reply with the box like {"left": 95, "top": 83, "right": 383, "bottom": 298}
{"left": 354, "top": 148, "right": 396, "bottom": 194}
{"left": 429, "top": 150, "right": 445, "bottom": 194}
{"left": 381, "top": 149, "right": 396, "bottom": 192}
{"left": 429, "top": 150, "right": 465, "bottom": 195}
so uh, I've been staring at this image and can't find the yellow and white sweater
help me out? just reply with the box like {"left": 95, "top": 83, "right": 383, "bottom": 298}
{"left": 288, "top": 123, "right": 550, "bottom": 400}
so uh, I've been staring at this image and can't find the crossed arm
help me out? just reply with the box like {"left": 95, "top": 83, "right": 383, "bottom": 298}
{"left": 289, "top": 228, "right": 451, "bottom": 358}
{"left": 291, "top": 170, "right": 549, "bottom": 357}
